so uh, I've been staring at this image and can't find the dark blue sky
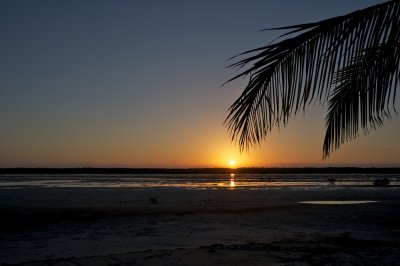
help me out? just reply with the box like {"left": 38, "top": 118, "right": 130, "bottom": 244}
{"left": 1, "top": 0, "right": 398, "bottom": 167}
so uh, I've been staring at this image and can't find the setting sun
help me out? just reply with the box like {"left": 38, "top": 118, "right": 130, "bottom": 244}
{"left": 229, "top": 160, "right": 235, "bottom": 167}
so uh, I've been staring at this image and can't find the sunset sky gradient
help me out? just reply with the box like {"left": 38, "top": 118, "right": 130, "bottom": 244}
{"left": 1, "top": 0, "right": 399, "bottom": 168}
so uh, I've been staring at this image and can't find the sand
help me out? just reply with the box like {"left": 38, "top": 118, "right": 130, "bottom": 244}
{"left": 1, "top": 186, "right": 400, "bottom": 265}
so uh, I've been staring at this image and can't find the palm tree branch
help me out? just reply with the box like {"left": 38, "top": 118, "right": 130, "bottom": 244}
{"left": 323, "top": 40, "right": 400, "bottom": 158}
{"left": 225, "top": 0, "right": 400, "bottom": 153}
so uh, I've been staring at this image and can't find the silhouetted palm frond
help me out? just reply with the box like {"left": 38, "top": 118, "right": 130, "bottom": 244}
{"left": 225, "top": 0, "right": 400, "bottom": 157}
{"left": 323, "top": 42, "right": 400, "bottom": 157}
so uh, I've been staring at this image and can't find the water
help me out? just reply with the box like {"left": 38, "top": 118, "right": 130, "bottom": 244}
{"left": 299, "top": 200, "right": 379, "bottom": 205}
{"left": 0, "top": 173, "right": 399, "bottom": 190}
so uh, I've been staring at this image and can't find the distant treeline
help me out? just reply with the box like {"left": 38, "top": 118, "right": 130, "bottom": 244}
{"left": 1, "top": 167, "right": 400, "bottom": 174}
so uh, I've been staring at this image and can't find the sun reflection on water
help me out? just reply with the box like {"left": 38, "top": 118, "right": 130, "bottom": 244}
{"left": 230, "top": 173, "right": 235, "bottom": 188}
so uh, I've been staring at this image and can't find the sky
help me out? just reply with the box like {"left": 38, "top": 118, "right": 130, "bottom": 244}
{"left": 1, "top": 0, "right": 399, "bottom": 168}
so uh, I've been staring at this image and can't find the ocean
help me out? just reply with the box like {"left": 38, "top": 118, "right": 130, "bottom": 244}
{"left": 1, "top": 173, "right": 399, "bottom": 189}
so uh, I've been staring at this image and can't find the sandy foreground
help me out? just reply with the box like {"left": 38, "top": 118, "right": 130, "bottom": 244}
{"left": 1, "top": 186, "right": 400, "bottom": 265}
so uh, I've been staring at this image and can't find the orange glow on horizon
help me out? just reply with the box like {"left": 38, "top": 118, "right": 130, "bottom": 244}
{"left": 210, "top": 143, "right": 252, "bottom": 168}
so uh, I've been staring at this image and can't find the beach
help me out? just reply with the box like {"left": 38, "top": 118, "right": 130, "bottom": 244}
{"left": 1, "top": 182, "right": 400, "bottom": 266}
{"left": 2, "top": 0, "right": 400, "bottom": 264}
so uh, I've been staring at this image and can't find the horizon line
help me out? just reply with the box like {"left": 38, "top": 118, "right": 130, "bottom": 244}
{"left": 1, "top": 166, "right": 400, "bottom": 175}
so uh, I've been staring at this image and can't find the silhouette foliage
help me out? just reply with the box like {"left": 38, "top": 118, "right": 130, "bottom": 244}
{"left": 225, "top": 0, "right": 400, "bottom": 158}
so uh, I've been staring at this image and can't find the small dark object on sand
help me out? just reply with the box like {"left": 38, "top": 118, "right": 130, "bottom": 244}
{"left": 207, "top": 247, "right": 216, "bottom": 253}
{"left": 327, "top": 178, "right": 336, "bottom": 184}
{"left": 373, "top": 178, "right": 390, "bottom": 186}
{"left": 150, "top": 197, "right": 159, "bottom": 204}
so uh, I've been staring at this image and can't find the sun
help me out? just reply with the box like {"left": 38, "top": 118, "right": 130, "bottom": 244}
{"left": 229, "top": 160, "right": 236, "bottom": 167}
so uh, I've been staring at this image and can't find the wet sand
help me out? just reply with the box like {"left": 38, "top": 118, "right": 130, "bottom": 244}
{"left": 1, "top": 186, "right": 400, "bottom": 265}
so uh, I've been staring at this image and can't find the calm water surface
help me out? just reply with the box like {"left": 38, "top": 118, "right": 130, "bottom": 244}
{"left": 0, "top": 173, "right": 399, "bottom": 189}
